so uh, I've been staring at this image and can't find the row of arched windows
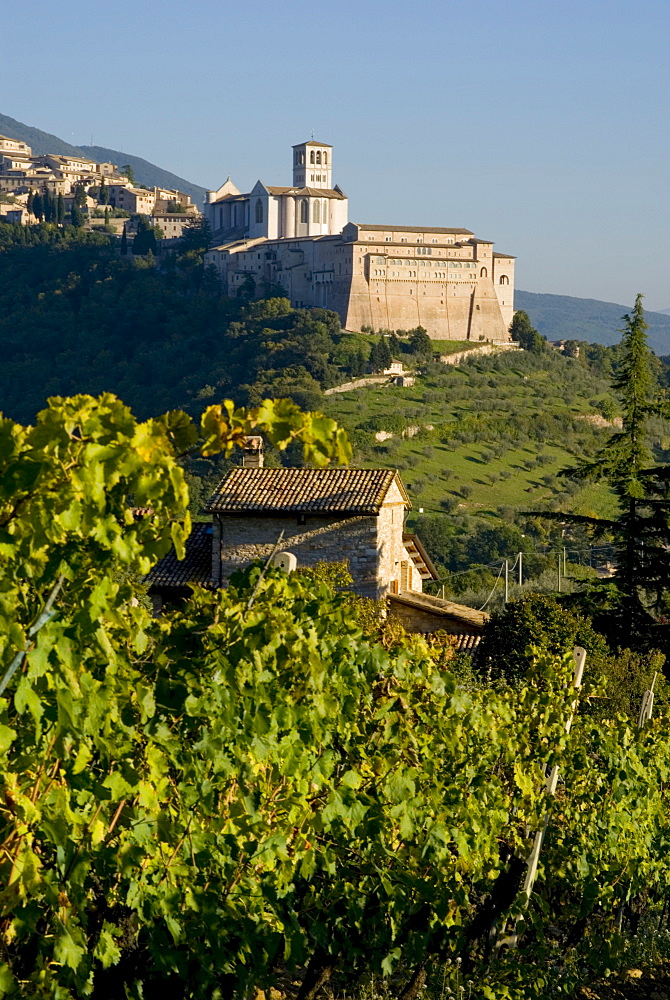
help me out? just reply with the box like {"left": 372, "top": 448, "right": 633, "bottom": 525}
{"left": 310, "top": 150, "right": 327, "bottom": 165}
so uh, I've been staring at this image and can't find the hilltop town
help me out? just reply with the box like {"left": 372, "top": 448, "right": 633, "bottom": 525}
{"left": 0, "top": 133, "right": 200, "bottom": 239}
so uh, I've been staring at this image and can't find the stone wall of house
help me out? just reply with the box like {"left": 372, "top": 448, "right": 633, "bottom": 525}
{"left": 215, "top": 513, "right": 382, "bottom": 599}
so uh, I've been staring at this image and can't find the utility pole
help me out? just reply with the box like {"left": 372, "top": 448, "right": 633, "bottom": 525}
{"left": 518, "top": 551, "right": 523, "bottom": 587}
{"left": 504, "top": 559, "right": 509, "bottom": 603}
{"left": 563, "top": 546, "right": 567, "bottom": 578}
{"left": 557, "top": 551, "right": 561, "bottom": 593}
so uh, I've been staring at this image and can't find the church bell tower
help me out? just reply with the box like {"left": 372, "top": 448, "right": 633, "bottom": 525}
{"left": 292, "top": 140, "right": 332, "bottom": 189}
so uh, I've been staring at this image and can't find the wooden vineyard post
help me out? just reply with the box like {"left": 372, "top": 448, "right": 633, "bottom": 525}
{"left": 497, "top": 646, "right": 586, "bottom": 951}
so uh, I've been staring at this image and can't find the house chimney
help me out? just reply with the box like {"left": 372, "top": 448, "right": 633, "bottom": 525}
{"left": 242, "top": 435, "right": 264, "bottom": 468}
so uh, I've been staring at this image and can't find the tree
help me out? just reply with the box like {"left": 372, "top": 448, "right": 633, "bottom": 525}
{"left": 120, "top": 222, "right": 128, "bottom": 255}
{"left": 74, "top": 183, "right": 88, "bottom": 208}
{"left": 538, "top": 296, "right": 669, "bottom": 642}
{"left": 56, "top": 192, "right": 65, "bottom": 225}
{"left": 70, "top": 203, "right": 85, "bottom": 228}
{"left": 350, "top": 348, "right": 366, "bottom": 377}
{"left": 99, "top": 180, "right": 109, "bottom": 205}
{"left": 510, "top": 309, "right": 546, "bottom": 352}
{"left": 477, "top": 593, "right": 609, "bottom": 683}
{"left": 178, "top": 215, "right": 212, "bottom": 260}
{"left": 120, "top": 164, "right": 136, "bottom": 185}
{"left": 408, "top": 325, "right": 432, "bottom": 357}
{"left": 32, "top": 192, "right": 43, "bottom": 221}
{"left": 132, "top": 215, "right": 157, "bottom": 255}
{"left": 370, "top": 336, "right": 392, "bottom": 372}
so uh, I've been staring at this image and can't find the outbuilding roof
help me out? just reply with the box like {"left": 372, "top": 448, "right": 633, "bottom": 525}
{"left": 205, "top": 467, "right": 410, "bottom": 515}
{"left": 145, "top": 522, "right": 213, "bottom": 590}
{"left": 388, "top": 591, "right": 489, "bottom": 630}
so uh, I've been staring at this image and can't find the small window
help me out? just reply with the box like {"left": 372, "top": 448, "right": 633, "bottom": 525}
{"left": 313, "top": 200, "right": 320, "bottom": 223}
{"left": 316, "top": 150, "right": 322, "bottom": 165}
{"left": 480, "top": 266, "right": 488, "bottom": 277}
{"left": 300, "top": 199, "right": 309, "bottom": 223}
{"left": 499, "top": 275, "right": 509, "bottom": 285}
{"left": 310, "top": 150, "right": 315, "bottom": 163}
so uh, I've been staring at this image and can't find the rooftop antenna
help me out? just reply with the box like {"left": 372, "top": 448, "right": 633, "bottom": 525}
{"left": 310, "top": 129, "right": 315, "bottom": 140}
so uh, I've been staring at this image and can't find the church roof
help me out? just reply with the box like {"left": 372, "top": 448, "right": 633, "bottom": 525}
{"left": 493, "top": 251, "right": 516, "bottom": 259}
{"left": 266, "top": 185, "right": 346, "bottom": 199}
{"left": 357, "top": 224, "right": 474, "bottom": 235}
{"left": 204, "top": 467, "right": 409, "bottom": 515}
{"left": 293, "top": 140, "right": 333, "bottom": 148}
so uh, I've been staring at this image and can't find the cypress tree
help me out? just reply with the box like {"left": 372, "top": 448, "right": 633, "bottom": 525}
{"left": 71, "top": 204, "right": 85, "bottom": 228}
{"left": 32, "top": 193, "right": 43, "bottom": 221}
{"left": 121, "top": 223, "right": 128, "bottom": 255}
{"left": 537, "top": 295, "right": 669, "bottom": 642}
{"left": 57, "top": 193, "right": 65, "bottom": 225}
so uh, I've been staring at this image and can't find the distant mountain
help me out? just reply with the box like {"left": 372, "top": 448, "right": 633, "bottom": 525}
{"left": 515, "top": 289, "right": 670, "bottom": 356}
{"left": 0, "top": 113, "right": 207, "bottom": 206}
{"left": 0, "top": 112, "right": 86, "bottom": 157}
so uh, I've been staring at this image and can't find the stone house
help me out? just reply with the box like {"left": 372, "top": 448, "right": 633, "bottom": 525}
{"left": 147, "top": 440, "right": 488, "bottom": 640}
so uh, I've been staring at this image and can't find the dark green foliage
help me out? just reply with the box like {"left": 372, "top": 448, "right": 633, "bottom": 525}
{"left": 70, "top": 203, "right": 85, "bottom": 228}
{"left": 510, "top": 310, "right": 546, "bottom": 353}
{"left": 132, "top": 215, "right": 157, "bottom": 255}
{"left": 56, "top": 192, "right": 65, "bottom": 224}
{"left": 0, "top": 226, "right": 345, "bottom": 424}
{"left": 408, "top": 325, "right": 433, "bottom": 357}
{"left": 542, "top": 296, "right": 670, "bottom": 643}
{"left": 120, "top": 163, "right": 135, "bottom": 184}
{"left": 369, "top": 336, "right": 392, "bottom": 371}
{"left": 477, "top": 593, "right": 609, "bottom": 682}
{"left": 120, "top": 222, "right": 127, "bottom": 255}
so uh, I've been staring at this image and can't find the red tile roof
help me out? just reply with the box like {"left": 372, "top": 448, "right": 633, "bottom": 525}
{"left": 205, "top": 467, "right": 409, "bottom": 515}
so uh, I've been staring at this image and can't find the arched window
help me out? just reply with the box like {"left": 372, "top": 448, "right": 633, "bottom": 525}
{"left": 310, "top": 150, "right": 315, "bottom": 163}
{"left": 313, "top": 200, "right": 321, "bottom": 223}
{"left": 300, "top": 199, "right": 309, "bottom": 223}
{"left": 322, "top": 200, "right": 328, "bottom": 223}
{"left": 323, "top": 152, "right": 328, "bottom": 164}
{"left": 255, "top": 199, "right": 263, "bottom": 224}
{"left": 480, "top": 266, "right": 488, "bottom": 277}
{"left": 499, "top": 275, "right": 509, "bottom": 285}
{"left": 316, "top": 150, "right": 322, "bottom": 164}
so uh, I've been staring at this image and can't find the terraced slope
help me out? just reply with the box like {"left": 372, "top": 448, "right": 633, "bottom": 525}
{"left": 324, "top": 347, "right": 619, "bottom": 523}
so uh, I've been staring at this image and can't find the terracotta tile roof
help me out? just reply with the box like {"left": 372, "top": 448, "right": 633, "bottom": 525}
{"left": 205, "top": 468, "right": 409, "bottom": 515}
{"left": 357, "top": 224, "right": 474, "bottom": 235}
{"left": 450, "top": 634, "right": 482, "bottom": 652}
{"left": 388, "top": 591, "right": 489, "bottom": 630}
{"left": 145, "top": 522, "right": 213, "bottom": 589}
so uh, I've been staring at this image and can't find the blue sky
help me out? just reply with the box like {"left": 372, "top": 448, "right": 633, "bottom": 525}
{"left": 3, "top": 0, "right": 669, "bottom": 309}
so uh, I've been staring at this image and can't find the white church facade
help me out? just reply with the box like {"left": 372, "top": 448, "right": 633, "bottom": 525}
{"left": 204, "top": 140, "right": 515, "bottom": 342}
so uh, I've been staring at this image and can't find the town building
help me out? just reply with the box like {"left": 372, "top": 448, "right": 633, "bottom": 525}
{"left": 204, "top": 139, "right": 515, "bottom": 341}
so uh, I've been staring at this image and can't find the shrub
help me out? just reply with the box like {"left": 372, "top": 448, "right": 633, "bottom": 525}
{"left": 476, "top": 593, "right": 609, "bottom": 683}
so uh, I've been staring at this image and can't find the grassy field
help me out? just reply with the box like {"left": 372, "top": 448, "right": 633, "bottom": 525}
{"left": 324, "top": 346, "right": 619, "bottom": 523}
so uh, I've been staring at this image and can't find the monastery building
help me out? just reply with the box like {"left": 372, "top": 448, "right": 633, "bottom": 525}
{"left": 204, "top": 139, "right": 515, "bottom": 341}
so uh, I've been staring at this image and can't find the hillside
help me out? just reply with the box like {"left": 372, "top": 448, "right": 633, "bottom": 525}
{"left": 0, "top": 112, "right": 85, "bottom": 157}
{"left": 324, "top": 345, "right": 616, "bottom": 523}
{"left": 516, "top": 289, "right": 670, "bottom": 355}
{"left": 0, "top": 113, "right": 206, "bottom": 204}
